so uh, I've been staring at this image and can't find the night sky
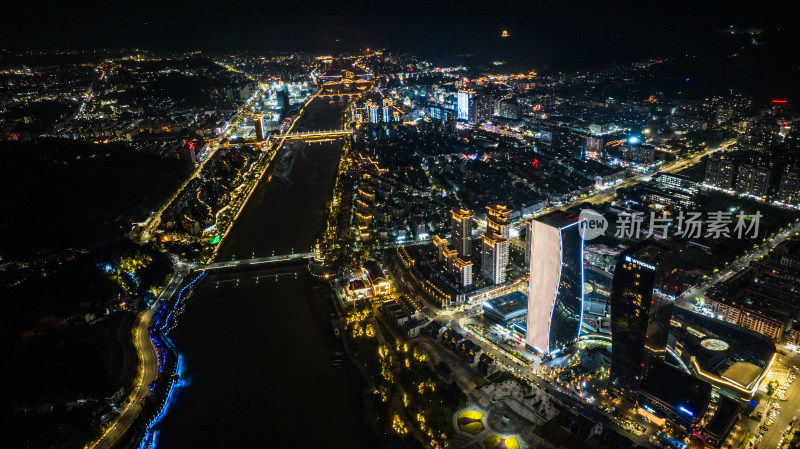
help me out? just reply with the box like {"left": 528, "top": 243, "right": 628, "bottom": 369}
{"left": 2, "top": 1, "right": 799, "bottom": 72}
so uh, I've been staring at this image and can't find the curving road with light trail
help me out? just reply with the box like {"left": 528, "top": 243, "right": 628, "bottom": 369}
{"left": 87, "top": 273, "right": 185, "bottom": 449}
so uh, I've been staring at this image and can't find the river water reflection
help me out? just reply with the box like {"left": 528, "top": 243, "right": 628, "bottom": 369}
{"left": 155, "top": 98, "right": 375, "bottom": 448}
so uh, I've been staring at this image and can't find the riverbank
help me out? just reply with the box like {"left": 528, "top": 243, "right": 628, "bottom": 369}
{"left": 215, "top": 138, "right": 344, "bottom": 260}
{"left": 151, "top": 267, "right": 375, "bottom": 449}
{"left": 134, "top": 96, "right": 381, "bottom": 448}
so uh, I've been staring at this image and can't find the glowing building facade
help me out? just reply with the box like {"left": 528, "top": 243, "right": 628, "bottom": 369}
{"left": 365, "top": 100, "right": 380, "bottom": 124}
{"left": 609, "top": 240, "right": 678, "bottom": 398}
{"left": 486, "top": 204, "right": 511, "bottom": 239}
{"left": 525, "top": 211, "right": 584, "bottom": 354}
{"left": 381, "top": 98, "right": 392, "bottom": 123}
{"left": 450, "top": 207, "right": 473, "bottom": 257}
{"left": 454, "top": 257, "right": 473, "bottom": 287}
{"left": 482, "top": 232, "right": 509, "bottom": 284}
{"left": 482, "top": 204, "right": 511, "bottom": 284}
{"left": 254, "top": 113, "right": 267, "bottom": 141}
{"left": 457, "top": 89, "right": 475, "bottom": 123}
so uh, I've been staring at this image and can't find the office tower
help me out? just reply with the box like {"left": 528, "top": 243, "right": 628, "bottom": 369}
{"left": 482, "top": 205, "right": 512, "bottom": 284}
{"left": 450, "top": 208, "right": 473, "bottom": 257}
{"left": 609, "top": 240, "right": 678, "bottom": 398}
{"left": 525, "top": 211, "right": 584, "bottom": 354}
{"left": 454, "top": 257, "right": 473, "bottom": 287}
{"left": 276, "top": 87, "right": 289, "bottom": 110}
{"left": 482, "top": 232, "right": 509, "bottom": 284}
{"left": 486, "top": 204, "right": 511, "bottom": 239}
{"left": 254, "top": 113, "right": 267, "bottom": 141}
{"left": 428, "top": 105, "right": 443, "bottom": 120}
{"left": 457, "top": 89, "right": 476, "bottom": 123}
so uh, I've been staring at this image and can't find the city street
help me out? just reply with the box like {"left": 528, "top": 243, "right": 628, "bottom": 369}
{"left": 676, "top": 220, "right": 800, "bottom": 311}
{"left": 88, "top": 273, "right": 185, "bottom": 449}
{"left": 568, "top": 138, "right": 737, "bottom": 207}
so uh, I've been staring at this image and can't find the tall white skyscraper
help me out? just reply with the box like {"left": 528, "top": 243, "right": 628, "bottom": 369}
{"left": 450, "top": 207, "right": 473, "bottom": 257}
{"left": 482, "top": 232, "right": 509, "bottom": 284}
{"left": 525, "top": 211, "right": 585, "bottom": 355}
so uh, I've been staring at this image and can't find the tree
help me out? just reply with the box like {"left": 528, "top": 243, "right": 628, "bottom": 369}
{"left": 767, "top": 380, "right": 779, "bottom": 397}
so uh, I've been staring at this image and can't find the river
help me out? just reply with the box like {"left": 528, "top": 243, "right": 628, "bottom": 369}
{"left": 216, "top": 97, "right": 350, "bottom": 260}
{"left": 154, "top": 98, "right": 375, "bottom": 449}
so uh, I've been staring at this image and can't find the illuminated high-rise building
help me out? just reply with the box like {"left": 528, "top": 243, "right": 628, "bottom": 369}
{"left": 381, "top": 98, "right": 392, "bottom": 123}
{"left": 475, "top": 91, "right": 494, "bottom": 122}
{"left": 704, "top": 156, "right": 735, "bottom": 189}
{"left": 486, "top": 204, "right": 511, "bottom": 239}
{"left": 457, "top": 89, "right": 476, "bottom": 123}
{"left": 482, "top": 232, "right": 509, "bottom": 284}
{"left": 778, "top": 170, "right": 800, "bottom": 205}
{"left": 443, "top": 246, "right": 458, "bottom": 270}
{"left": 454, "top": 257, "right": 473, "bottom": 288}
{"left": 585, "top": 135, "right": 603, "bottom": 160}
{"left": 365, "top": 100, "right": 380, "bottom": 124}
{"left": 735, "top": 163, "right": 771, "bottom": 197}
{"left": 482, "top": 205, "right": 512, "bottom": 284}
{"left": 254, "top": 113, "right": 267, "bottom": 141}
{"left": 432, "top": 235, "right": 448, "bottom": 262}
{"left": 184, "top": 141, "right": 198, "bottom": 165}
{"left": 450, "top": 207, "right": 473, "bottom": 257}
{"left": 525, "top": 211, "right": 584, "bottom": 354}
{"left": 609, "top": 240, "right": 678, "bottom": 398}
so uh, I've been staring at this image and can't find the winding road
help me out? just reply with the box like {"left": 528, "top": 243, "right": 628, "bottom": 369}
{"left": 88, "top": 273, "right": 185, "bottom": 449}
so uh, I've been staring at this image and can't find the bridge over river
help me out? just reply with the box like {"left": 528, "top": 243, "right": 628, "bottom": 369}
{"left": 281, "top": 128, "right": 353, "bottom": 139}
{"left": 200, "top": 252, "right": 316, "bottom": 271}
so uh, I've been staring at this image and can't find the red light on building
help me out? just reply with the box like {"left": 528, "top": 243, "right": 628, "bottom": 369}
{"left": 772, "top": 99, "right": 788, "bottom": 104}
{"left": 531, "top": 158, "right": 539, "bottom": 168}
{"left": 186, "top": 141, "right": 195, "bottom": 150}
